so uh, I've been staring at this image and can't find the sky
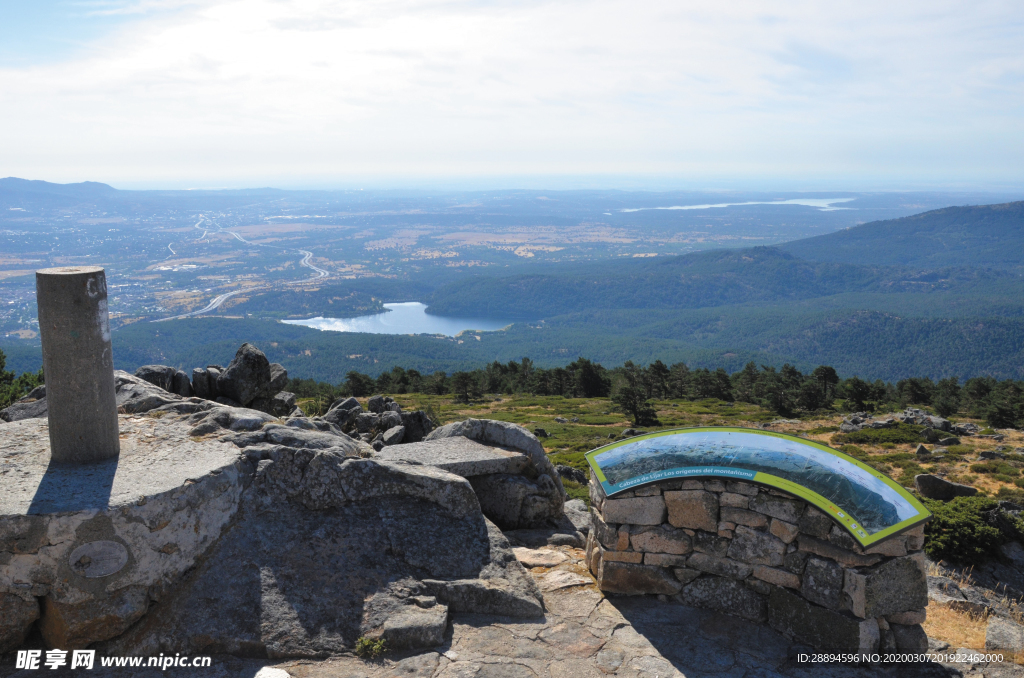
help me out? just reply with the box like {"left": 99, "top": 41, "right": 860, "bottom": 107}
{"left": 1, "top": 0, "right": 1023, "bottom": 190}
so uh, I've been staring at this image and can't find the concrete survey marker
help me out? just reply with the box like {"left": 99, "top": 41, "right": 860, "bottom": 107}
{"left": 69, "top": 541, "right": 130, "bottom": 578}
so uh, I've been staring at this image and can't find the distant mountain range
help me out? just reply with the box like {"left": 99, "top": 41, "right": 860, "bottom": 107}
{"left": 780, "top": 201, "right": 1024, "bottom": 270}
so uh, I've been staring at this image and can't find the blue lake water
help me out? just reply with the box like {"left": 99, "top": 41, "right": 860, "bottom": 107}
{"left": 619, "top": 198, "right": 855, "bottom": 213}
{"left": 281, "top": 302, "right": 512, "bottom": 336}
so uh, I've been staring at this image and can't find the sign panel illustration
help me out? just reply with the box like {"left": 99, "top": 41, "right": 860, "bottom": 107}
{"left": 584, "top": 427, "right": 930, "bottom": 547}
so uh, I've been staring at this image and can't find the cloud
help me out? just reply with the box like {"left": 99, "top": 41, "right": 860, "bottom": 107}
{"left": 0, "top": 0, "right": 1022, "bottom": 187}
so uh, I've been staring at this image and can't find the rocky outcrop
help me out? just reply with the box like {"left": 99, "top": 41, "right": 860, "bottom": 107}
{"left": 134, "top": 343, "right": 297, "bottom": 418}
{"left": 100, "top": 449, "right": 542, "bottom": 658}
{"left": 1, "top": 382, "right": 543, "bottom": 657}
{"left": 424, "top": 419, "right": 566, "bottom": 529}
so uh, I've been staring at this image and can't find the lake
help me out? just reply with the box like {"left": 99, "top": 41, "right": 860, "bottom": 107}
{"left": 281, "top": 302, "right": 512, "bottom": 336}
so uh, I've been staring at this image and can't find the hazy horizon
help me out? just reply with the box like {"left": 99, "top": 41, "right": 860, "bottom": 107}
{"left": 2, "top": 1, "right": 1023, "bottom": 189}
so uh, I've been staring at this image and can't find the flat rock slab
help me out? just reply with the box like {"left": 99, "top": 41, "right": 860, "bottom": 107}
{"left": 0, "top": 415, "right": 243, "bottom": 515}
{"left": 513, "top": 547, "right": 570, "bottom": 569}
{"left": 373, "top": 437, "right": 530, "bottom": 477}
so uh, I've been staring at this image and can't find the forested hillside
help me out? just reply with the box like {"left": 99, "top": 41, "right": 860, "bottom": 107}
{"left": 780, "top": 201, "right": 1024, "bottom": 269}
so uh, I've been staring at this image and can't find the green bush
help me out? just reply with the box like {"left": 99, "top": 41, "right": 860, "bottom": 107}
{"left": 354, "top": 637, "right": 388, "bottom": 659}
{"left": 833, "top": 423, "right": 925, "bottom": 445}
{"left": 969, "top": 461, "right": 1020, "bottom": 477}
{"left": 922, "top": 496, "right": 1004, "bottom": 565}
{"left": 805, "top": 425, "right": 839, "bottom": 434}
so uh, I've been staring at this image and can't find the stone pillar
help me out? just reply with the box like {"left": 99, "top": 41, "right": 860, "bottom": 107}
{"left": 36, "top": 266, "right": 120, "bottom": 463}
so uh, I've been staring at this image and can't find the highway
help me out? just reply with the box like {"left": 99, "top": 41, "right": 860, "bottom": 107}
{"left": 153, "top": 287, "right": 258, "bottom": 322}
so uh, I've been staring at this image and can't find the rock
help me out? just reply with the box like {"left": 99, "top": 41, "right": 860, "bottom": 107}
{"left": 890, "top": 623, "right": 929, "bottom": 652}
{"left": 914, "top": 474, "right": 978, "bottom": 501}
{"left": 621, "top": 429, "right": 647, "bottom": 438}
{"left": 597, "top": 561, "right": 681, "bottom": 595}
{"left": 679, "top": 577, "right": 767, "bottom": 623}
{"left": 323, "top": 404, "right": 360, "bottom": 428}
{"left": 425, "top": 419, "right": 564, "bottom": 500}
{"left": 102, "top": 453, "right": 543, "bottom": 657}
{"left": 382, "top": 425, "right": 406, "bottom": 446}
{"left": 400, "top": 411, "right": 433, "bottom": 443}
{"left": 373, "top": 440, "right": 385, "bottom": 451}
{"left": 980, "top": 450, "right": 1006, "bottom": 460}
{"left": 563, "top": 499, "right": 591, "bottom": 535}
{"left": 915, "top": 443, "right": 930, "bottom": 455}
{"left": 554, "top": 417, "right": 568, "bottom": 423}
{"left": 191, "top": 367, "right": 214, "bottom": 399}
{"left": 797, "top": 535, "right": 883, "bottom": 568}
{"left": 215, "top": 396, "right": 243, "bottom": 408}
{"left": 171, "top": 369, "right": 193, "bottom": 398}
{"left": 271, "top": 391, "right": 297, "bottom": 417}
{"left": 267, "top": 363, "right": 288, "bottom": 394}
{"left": 469, "top": 473, "right": 564, "bottom": 530}
{"left": 986, "top": 616, "right": 1024, "bottom": 652}
{"left": 629, "top": 525, "right": 692, "bottom": 555}
{"left": 886, "top": 609, "right": 927, "bottom": 625}
{"left": 385, "top": 402, "right": 402, "bottom": 413}
{"left": 768, "top": 587, "right": 879, "bottom": 653}
{"left": 555, "top": 465, "right": 587, "bottom": 484}
{"left": 727, "top": 525, "right": 785, "bottom": 567}
{"left": 753, "top": 565, "right": 801, "bottom": 589}
{"left": 216, "top": 343, "right": 273, "bottom": 406}
{"left": 798, "top": 506, "right": 833, "bottom": 539}
{"left": 380, "top": 410, "right": 403, "bottom": 431}
{"left": 844, "top": 555, "right": 928, "bottom": 619}
{"left": 368, "top": 395, "right": 387, "bottom": 413}
{"left": 687, "top": 553, "right": 752, "bottom": 580}
{"left": 329, "top": 396, "right": 361, "bottom": 413}
{"left": 749, "top": 493, "right": 803, "bottom": 523}
{"left": 40, "top": 586, "right": 150, "bottom": 649}
{"left": 355, "top": 412, "right": 381, "bottom": 433}
{"left": 0, "top": 593, "right": 40, "bottom": 653}
{"left": 513, "top": 547, "right": 569, "bottom": 568}
{"left": 534, "top": 428, "right": 550, "bottom": 438}
{"left": 378, "top": 603, "right": 449, "bottom": 650}
{"left": 937, "top": 437, "right": 961, "bottom": 446}
{"left": 135, "top": 364, "right": 176, "bottom": 391}
{"left": 0, "top": 394, "right": 48, "bottom": 422}
{"left": 603, "top": 496, "right": 666, "bottom": 526}
{"left": 800, "top": 557, "right": 844, "bottom": 609}
{"left": 374, "top": 437, "right": 530, "bottom": 477}
{"left": 664, "top": 490, "right": 718, "bottom": 532}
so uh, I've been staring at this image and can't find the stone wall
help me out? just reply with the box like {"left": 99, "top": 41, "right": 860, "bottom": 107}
{"left": 585, "top": 474, "right": 928, "bottom": 654}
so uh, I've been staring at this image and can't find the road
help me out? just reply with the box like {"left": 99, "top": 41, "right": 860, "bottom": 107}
{"left": 298, "top": 250, "right": 329, "bottom": 278}
{"left": 153, "top": 288, "right": 259, "bottom": 322}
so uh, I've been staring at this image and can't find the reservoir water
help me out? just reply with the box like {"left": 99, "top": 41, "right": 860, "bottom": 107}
{"left": 281, "top": 302, "right": 512, "bottom": 336}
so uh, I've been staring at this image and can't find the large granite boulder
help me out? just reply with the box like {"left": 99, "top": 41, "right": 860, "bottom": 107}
{"left": 217, "top": 343, "right": 273, "bottom": 407}
{"left": 0, "top": 385, "right": 47, "bottom": 423}
{"left": 134, "top": 364, "right": 177, "bottom": 391}
{"left": 100, "top": 451, "right": 543, "bottom": 657}
{"left": 914, "top": 474, "right": 978, "bottom": 501}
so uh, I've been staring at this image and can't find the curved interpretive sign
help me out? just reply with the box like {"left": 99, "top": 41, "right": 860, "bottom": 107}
{"left": 585, "top": 427, "right": 930, "bottom": 547}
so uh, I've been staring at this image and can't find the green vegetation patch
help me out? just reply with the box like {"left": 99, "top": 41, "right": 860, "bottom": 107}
{"left": 354, "top": 637, "right": 388, "bottom": 659}
{"left": 832, "top": 423, "right": 925, "bottom": 445}
{"left": 922, "top": 496, "right": 1005, "bottom": 565}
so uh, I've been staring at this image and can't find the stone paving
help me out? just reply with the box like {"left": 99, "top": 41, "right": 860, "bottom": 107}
{"left": 3, "top": 545, "right": 1022, "bottom": 678}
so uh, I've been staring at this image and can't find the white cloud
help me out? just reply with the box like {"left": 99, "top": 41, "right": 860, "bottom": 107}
{"left": 1, "top": 0, "right": 1022, "bottom": 187}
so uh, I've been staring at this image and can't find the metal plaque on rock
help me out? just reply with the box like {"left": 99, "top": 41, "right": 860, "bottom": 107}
{"left": 69, "top": 540, "right": 129, "bottom": 578}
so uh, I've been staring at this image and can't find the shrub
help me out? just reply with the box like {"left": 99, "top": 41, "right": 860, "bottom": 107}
{"left": 805, "top": 425, "right": 839, "bottom": 434}
{"left": 354, "top": 637, "right": 388, "bottom": 659}
{"left": 832, "top": 423, "right": 925, "bottom": 445}
{"left": 969, "top": 461, "right": 1020, "bottom": 477}
{"left": 922, "top": 496, "right": 1004, "bottom": 565}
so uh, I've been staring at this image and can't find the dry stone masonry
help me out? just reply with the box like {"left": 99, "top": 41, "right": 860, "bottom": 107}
{"left": 586, "top": 473, "right": 928, "bottom": 654}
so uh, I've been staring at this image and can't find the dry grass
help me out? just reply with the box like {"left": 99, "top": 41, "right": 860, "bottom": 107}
{"left": 923, "top": 601, "right": 987, "bottom": 651}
